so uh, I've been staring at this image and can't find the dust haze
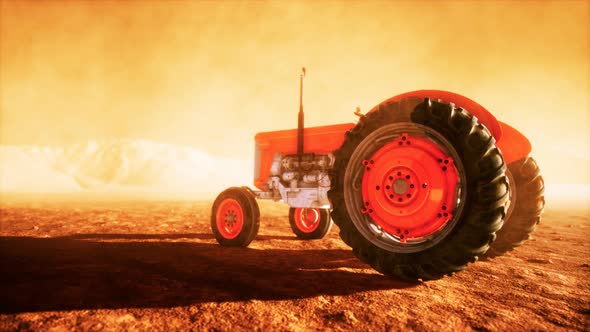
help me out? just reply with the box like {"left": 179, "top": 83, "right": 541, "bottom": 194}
{"left": 1, "top": 2, "right": 589, "bottom": 329}
{"left": 1, "top": 1, "right": 589, "bottom": 202}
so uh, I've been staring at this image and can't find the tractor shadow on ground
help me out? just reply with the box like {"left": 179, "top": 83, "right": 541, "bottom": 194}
{"left": 0, "top": 233, "right": 415, "bottom": 313}
{"left": 55, "top": 233, "right": 295, "bottom": 241}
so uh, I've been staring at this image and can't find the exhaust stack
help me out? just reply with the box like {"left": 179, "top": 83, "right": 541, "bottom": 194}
{"left": 297, "top": 67, "right": 306, "bottom": 163}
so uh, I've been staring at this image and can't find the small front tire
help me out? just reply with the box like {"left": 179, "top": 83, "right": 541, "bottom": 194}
{"left": 289, "top": 207, "right": 332, "bottom": 240}
{"left": 211, "top": 187, "right": 260, "bottom": 247}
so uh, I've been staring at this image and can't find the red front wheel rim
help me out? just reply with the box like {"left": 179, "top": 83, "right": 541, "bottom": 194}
{"left": 216, "top": 198, "right": 244, "bottom": 239}
{"left": 360, "top": 133, "right": 460, "bottom": 242}
{"left": 294, "top": 208, "right": 321, "bottom": 233}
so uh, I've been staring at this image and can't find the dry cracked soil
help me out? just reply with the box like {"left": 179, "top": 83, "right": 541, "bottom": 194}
{"left": 0, "top": 194, "right": 588, "bottom": 331}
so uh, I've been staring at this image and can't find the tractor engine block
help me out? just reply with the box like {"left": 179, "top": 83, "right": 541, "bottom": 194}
{"left": 263, "top": 153, "right": 334, "bottom": 208}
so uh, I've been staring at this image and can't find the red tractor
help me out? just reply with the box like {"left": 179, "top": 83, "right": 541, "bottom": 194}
{"left": 211, "top": 68, "right": 545, "bottom": 281}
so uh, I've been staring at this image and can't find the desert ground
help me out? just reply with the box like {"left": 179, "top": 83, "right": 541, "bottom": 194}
{"left": 0, "top": 194, "right": 588, "bottom": 331}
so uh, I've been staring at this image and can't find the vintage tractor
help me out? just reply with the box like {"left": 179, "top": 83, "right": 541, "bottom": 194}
{"left": 210, "top": 68, "right": 545, "bottom": 281}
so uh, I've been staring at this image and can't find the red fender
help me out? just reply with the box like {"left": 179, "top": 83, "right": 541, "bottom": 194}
{"left": 497, "top": 121, "right": 531, "bottom": 166}
{"left": 373, "top": 90, "right": 531, "bottom": 164}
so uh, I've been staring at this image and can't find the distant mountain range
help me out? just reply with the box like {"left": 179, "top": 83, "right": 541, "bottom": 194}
{"left": 1, "top": 138, "right": 588, "bottom": 205}
{"left": 0, "top": 139, "right": 250, "bottom": 195}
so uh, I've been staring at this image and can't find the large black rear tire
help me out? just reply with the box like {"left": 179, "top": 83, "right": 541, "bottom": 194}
{"left": 328, "top": 98, "right": 509, "bottom": 281}
{"left": 487, "top": 157, "right": 544, "bottom": 256}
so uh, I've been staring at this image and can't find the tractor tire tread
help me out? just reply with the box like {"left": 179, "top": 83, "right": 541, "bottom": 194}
{"left": 487, "top": 157, "right": 545, "bottom": 256}
{"left": 329, "top": 98, "right": 508, "bottom": 281}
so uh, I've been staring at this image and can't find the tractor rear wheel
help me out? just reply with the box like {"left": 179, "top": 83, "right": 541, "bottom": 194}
{"left": 487, "top": 156, "right": 544, "bottom": 256}
{"left": 211, "top": 187, "right": 260, "bottom": 247}
{"left": 328, "top": 98, "right": 509, "bottom": 281}
{"left": 289, "top": 207, "right": 332, "bottom": 239}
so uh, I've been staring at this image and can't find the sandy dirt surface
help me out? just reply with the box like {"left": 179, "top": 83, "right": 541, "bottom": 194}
{"left": 0, "top": 195, "right": 588, "bottom": 331}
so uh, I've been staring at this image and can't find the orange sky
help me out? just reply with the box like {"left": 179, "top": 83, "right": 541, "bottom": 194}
{"left": 1, "top": 0, "right": 589, "bottom": 186}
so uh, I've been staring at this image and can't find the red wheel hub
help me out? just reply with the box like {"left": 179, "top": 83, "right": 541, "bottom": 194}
{"left": 360, "top": 133, "right": 460, "bottom": 242}
{"left": 216, "top": 198, "right": 244, "bottom": 239}
{"left": 294, "top": 208, "right": 321, "bottom": 233}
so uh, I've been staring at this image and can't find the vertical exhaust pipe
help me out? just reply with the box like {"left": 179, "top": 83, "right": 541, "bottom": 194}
{"left": 297, "top": 67, "right": 306, "bottom": 163}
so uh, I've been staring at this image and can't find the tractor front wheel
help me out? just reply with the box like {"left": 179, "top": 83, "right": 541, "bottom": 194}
{"left": 289, "top": 207, "right": 332, "bottom": 239}
{"left": 211, "top": 187, "right": 260, "bottom": 247}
